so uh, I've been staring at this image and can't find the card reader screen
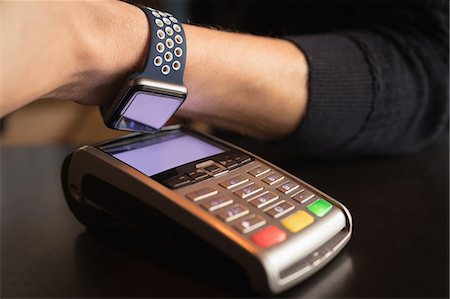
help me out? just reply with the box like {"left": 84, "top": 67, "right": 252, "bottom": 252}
{"left": 108, "top": 132, "right": 224, "bottom": 176}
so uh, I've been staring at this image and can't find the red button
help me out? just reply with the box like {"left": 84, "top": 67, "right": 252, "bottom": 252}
{"left": 251, "top": 225, "right": 287, "bottom": 248}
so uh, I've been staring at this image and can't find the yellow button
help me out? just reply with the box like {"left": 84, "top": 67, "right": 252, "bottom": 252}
{"left": 281, "top": 211, "right": 314, "bottom": 233}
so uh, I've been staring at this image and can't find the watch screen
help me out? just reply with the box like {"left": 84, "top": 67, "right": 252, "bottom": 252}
{"left": 116, "top": 91, "right": 183, "bottom": 132}
{"left": 104, "top": 131, "right": 225, "bottom": 176}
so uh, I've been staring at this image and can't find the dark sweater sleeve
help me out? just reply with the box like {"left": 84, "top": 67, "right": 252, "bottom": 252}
{"left": 281, "top": 1, "right": 449, "bottom": 156}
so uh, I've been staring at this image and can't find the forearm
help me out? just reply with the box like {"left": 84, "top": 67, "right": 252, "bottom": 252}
{"left": 181, "top": 25, "right": 308, "bottom": 139}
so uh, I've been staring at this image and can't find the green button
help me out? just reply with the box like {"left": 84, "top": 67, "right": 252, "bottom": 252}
{"left": 307, "top": 198, "right": 333, "bottom": 217}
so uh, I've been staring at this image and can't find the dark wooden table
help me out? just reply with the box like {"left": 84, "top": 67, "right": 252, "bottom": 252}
{"left": 2, "top": 131, "right": 448, "bottom": 298}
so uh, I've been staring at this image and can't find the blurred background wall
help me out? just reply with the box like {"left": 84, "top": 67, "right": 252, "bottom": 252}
{"left": 0, "top": 101, "right": 126, "bottom": 145}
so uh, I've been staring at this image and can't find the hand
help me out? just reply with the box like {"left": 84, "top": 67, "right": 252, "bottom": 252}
{"left": 0, "top": 1, "right": 148, "bottom": 113}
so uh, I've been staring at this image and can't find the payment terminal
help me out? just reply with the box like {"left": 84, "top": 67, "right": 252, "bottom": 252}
{"left": 61, "top": 125, "right": 352, "bottom": 294}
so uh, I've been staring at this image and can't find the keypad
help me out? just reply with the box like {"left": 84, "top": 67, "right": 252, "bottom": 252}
{"left": 183, "top": 161, "right": 335, "bottom": 249}
{"left": 162, "top": 152, "right": 252, "bottom": 190}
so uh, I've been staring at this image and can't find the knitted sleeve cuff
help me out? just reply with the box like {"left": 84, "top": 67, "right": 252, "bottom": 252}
{"left": 278, "top": 33, "right": 374, "bottom": 156}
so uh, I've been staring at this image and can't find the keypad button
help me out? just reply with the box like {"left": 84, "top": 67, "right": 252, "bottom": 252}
{"left": 277, "top": 181, "right": 301, "bottom": 195}
{"left": 251, "top": 225, "right": 287, "bottom": 248}
{"left": 234, "top": 183, "right": 263, "bottom": 199}
{"left": 201, "top": 196, "right": 233, "bottom": 211}
{"left": 234, "top": 214, "right": 266, "bottom": 234}
{"left": 234, "top": 154, "right": 252, "bottom": 165}
{"left": 219, "top": 175, "right": 249, "bottom": 189}
{"left": 262, "top": 172, "right": 285, "bottom": 185}
{"left": 204, "top": 164, "right": 221, "bottom": 173}
{"left": 218, "top": 158, "right": 239, "bottom": 169}
{"left": 164, "top": 174, "right": 191, "bottom": 188}
{"left": 265, "top": 201, "right": 295, "bottom": 218}
{"left": 281, "top": 211, "right": 314, "bottom": 233}
{"left": 292, "top": 189, "right": 315, "bottom": 203}
{"left": 186, "top": 187, "right": 218, "bottom": 202}
{"left": 217, "top": 204, "right": 249, "bottom": 222}
{"left": 249, "top": 191, "right": 279, "bottom": 208}
{"left": 248, "top": 165, "right": 271, "bottom": 177}
{"left": 307, "top": 198, "right": 333, "bottom": 217}
{"left": 187, "top": 169, "right": 209, "bottom": 181}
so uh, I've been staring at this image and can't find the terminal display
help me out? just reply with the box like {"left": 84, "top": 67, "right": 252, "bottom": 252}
{"left": 107, "top": 132, "right": 224, "bottom": 176}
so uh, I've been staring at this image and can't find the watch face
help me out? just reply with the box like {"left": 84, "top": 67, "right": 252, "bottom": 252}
{"left": 113, "top": 90, "right": 185, "bottom": 133}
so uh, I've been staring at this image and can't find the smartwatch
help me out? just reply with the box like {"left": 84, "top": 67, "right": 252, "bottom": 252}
{"left": 101, "top": 5, "right": 187, "bottom": 133}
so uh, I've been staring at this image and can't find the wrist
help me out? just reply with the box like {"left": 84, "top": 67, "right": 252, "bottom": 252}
{"left": 93, "top": 1, "right": 149, "bottom": 77}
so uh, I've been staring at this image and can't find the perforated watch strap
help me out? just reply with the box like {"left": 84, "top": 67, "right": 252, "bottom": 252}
{"left": 136, "top": 6, "right": 187, "bottom": 85}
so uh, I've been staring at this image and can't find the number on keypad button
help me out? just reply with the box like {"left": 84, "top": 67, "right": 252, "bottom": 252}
{"left": 266, "top": 201, "right": 295, "bottom": 218}
{"left": 277, "top": 181, "right": 301, "bottom": 194}
{"left": 262, "top": 173, "right": 285, "bottom": 185}
{"left": 234, "top": 214, "right": 266, "bottom": 233}
{"left": 248, "top": 165, "right": 270, "bottom": 177}
{"left": 201, "top": 196, "right": 233, "bottom": 211}
{"left": 217, "top": 204, "right": 249, "bottom": 222}
{"left": 249, "top": 191, "right": 279, "bottom": 208}
{"left": 219, "top": 175, "right": 249, "bottom": 189}
{"left": 234, "top": 183, "right": 263, "bottom": 199}
{"left": 292, "top": 189, "right": 315, "bottom": 203}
